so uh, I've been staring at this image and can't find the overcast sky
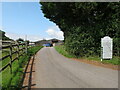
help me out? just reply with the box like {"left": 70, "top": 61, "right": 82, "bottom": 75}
{"left": 1, "top": 2, "right": 64, "bottom": 41}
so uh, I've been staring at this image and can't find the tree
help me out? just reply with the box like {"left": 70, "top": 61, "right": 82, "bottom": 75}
{"left": 40, "top": 2, "right": 120, "bottom": 56}
{"left": 0, "top": 30, "right": 12, "bottom": 40}
{"left": 16, "top": 38, "right": 24, "bottom": 43}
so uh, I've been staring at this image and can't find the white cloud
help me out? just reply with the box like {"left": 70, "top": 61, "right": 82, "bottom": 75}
{"left": 3, "top": 25, "right": 64, "bottom": 41}
{"left": 5, "top": 32, "right": 42, "bottom": 42}
{"left": 46, "top": 26, "right": 64, "bottom": 40}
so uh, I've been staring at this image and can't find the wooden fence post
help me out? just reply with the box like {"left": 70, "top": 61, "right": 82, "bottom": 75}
{"left": 23, "top": 43, "right": 25, "bottom": 55}
{"left": 22, "top": 43, "right": 24, "bottom": 56}
{"left": 25, "top": 42, "right": 28, "bottom": 54}
{"left": 17, "top": 42, "right": 19, "bottom": 61}
{"left": 23, "top": 43, "right": 25, "bottom": 54}
{"left": 9, "top": 43, "right": 12, "bottom": 74}
{"left": 1, "top": 41, "right": 31, "bottom": 73}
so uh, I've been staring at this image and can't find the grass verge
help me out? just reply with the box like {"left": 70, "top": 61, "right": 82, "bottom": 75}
{"left": 1, "top": 46, "right": 43, "bottom": 90}
{"left": 55, "top": 45, "right": 120, "bottom": 65}
{"left": 55, "top": 45, "right": 75, "bottom": 58}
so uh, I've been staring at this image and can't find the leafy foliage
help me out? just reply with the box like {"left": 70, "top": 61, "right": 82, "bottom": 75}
{"left": 55, "top": 45, "right": 120, "bottom": 65}
{"left": 0, "top": 30, "right": 12, "bottom": 40}
{"left": 40, "top": 2, "right": 120, "bottom": 57}
{"left": 16, "top": 38, "right": 24, "bottom": 42}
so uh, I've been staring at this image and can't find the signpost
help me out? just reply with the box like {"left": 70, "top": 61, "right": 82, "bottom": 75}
{"left": 101, "top": 36, "right": 113, "bottom": 61}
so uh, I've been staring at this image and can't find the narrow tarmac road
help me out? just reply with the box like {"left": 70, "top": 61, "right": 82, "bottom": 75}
{"left": 35, "top": 47, "right": 118, "bottom": 88}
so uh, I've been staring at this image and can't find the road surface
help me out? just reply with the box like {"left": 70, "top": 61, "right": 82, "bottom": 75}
{"left": 35, "top": 47, "right": 118, "bottom": 88}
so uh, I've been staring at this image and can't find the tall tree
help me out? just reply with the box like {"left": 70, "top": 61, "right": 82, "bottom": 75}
{"left": 0, "top": 30, "right": 12, "bottom": 40}
{"left": 40, "top": 2, "right": 120, "bottom": 56}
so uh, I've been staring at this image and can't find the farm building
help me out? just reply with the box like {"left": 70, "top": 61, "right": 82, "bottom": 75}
{"left": 34, "top": 39, "right": 64, "bottom": 46}
{"left": 34, "top": 39, "right": 52, "bottom": 46}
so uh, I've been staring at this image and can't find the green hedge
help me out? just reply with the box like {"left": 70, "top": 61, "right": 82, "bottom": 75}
{"left": 40, "top": 2, "right": 120, "bottom": 57}
{"left": 55, "top": 45, "right": 120, "bottom": 65}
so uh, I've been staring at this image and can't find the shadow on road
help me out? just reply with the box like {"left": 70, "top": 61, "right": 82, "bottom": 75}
{"left": 21, "top": 55, "right": 36, "bottom": 90}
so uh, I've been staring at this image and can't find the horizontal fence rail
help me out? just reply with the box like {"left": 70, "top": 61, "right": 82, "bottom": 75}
{"left": 0, "top": 41, "right": 33, "bottom": 73}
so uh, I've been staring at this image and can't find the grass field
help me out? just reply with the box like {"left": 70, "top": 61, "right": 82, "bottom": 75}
{"left": 0, "top": 46, "right": 43, "bottom": 89}
{"left": 55, "top": 45, "right": 120, "bottom": 65}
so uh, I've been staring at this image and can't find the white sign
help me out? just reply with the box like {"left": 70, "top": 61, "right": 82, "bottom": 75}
{"left": 101, "top": 36, "right": 113, "bottom": 60}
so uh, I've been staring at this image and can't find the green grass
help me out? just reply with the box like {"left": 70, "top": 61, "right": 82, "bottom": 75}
{"left": 55, "top": 45, "right": 120, "bottom": 65}
{"left": 81, "top": 56, "right": 120, "bottom": 65}
{"left": 55, "top": 45, "right": 75, "bottom": 58}
{"left": 1, "top": 49, "right": 25, "bottom": 67}
{"left": 1, "top": 46, "right": 43, "bottom": 89}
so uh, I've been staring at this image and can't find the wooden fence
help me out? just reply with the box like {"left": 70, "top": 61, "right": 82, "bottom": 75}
{"left": 0, "top": 42, "right": 31, "bottom": 73}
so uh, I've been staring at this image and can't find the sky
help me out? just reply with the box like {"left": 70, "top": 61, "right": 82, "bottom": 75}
{"left": 1, "top": 2, "right": 64, "bottom": 41}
